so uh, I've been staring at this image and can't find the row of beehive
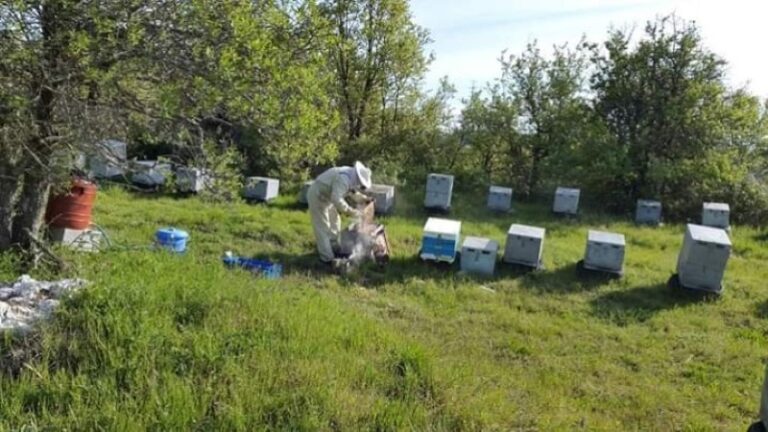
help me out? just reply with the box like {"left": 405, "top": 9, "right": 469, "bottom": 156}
{"left": 419, "top": 217, "right": 731, "bottom": 294}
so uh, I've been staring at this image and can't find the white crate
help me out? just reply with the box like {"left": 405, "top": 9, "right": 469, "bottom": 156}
{"left": 636, "top": 199, "right": 662, "bottom": 225}
{"left": 420, "top": 217, "right": 461, "bottom": 263}
{"left": 89, "top": 140, "right": 127, "bottom": 179}
{"left": 175, "top": 167, "right": 212, "bottom": 193}
{"left": 461, "top": 237, "right": 499, "bottom": 276}
{"left": 677, "top": 224, "right": 731, "bottom": 293}
{"left": 49, "top": 228, "right": 102, "bottom": 252}
{"left": 487, "top": 186, "right": 513, "bottom": 212}
{"left": 553, "top": 187, "right": 580, "bottom": 215}
{"left": 583, "top": 230, "right": 625, "bottom": 274}
{"left": 702, "top": 202, "right": 730, "bottom": 230}
{"left": 424, "top": 173, "right": 454, "bottom": 210}
{"left": 503, "top": 224, "right": 545, "bottom": 268}
{"left": 298, "top": 181, "right": 313, "bottom": 205}
{"left": 369, "top": 184, "right": 395, "bottom": 214}
{"left": 131, "top": 161, "right": 171, "bottom": 187}
{"left": 244, "top": 177, "right": 280, "bottom": 201}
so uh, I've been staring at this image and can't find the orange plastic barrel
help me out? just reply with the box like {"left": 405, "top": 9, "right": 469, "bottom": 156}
{"left": 45, "top": 179, "right": 97, "bottom": 230}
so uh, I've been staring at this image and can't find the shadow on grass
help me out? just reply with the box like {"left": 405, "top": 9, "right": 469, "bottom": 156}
{"left": 754, "top": 299, "right": 768, "bottom": 319}
{"left": 518, "top": 262, "right": 615, "bottom": 294}
{"left": 590, "top": 281, "right": 711, "bottom": 326}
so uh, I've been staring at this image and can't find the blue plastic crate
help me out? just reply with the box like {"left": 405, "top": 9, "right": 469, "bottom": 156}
{"left": 222, "top": 256, "right": 282, "bottom": 279}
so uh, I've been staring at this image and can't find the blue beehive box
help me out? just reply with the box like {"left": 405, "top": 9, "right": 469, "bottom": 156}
{"left": 155, "top": 227, "right": 189, "bottom": 253}
{"left": 420, "top": 217, "right": 461, "bottom": 263}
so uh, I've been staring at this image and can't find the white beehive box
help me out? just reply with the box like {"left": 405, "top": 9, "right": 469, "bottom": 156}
{"left": 677, "top": 224, "right": 731, "bottom": 293}
{"left": 131, "top": 161, "right": 171, "bottom": 187}
{"left": 424, "top": 173, "right": 454, "bottom": 210}
{"left": 702, "top": 202, "right": 730, "bottom": 230}
{"left": 503, "top": 224, "right": 545, "bottom": 268}
{"left": 553, "top": 187, "right": 580, "bottom": 215}
{"left": 89, "top": 140, "right": 127, "bottom": 179}
{"left": 461, "top": 237, "right": 499, "bottom": 276}
{"left": 244, "top": 177, "right": 280, "bottom": 202}
{"left": 175, "top": 167, "right": 212, "bottom": 193}
{"left": 420, "top": 217, "right": 461, "bottom": 263}
{"left": 487, "top": 186, "right": 513, "bottom": 212}
{"left": 583, "top": 230, "right": 625, "bottom": 275}
{"left": 636, "top": 199, "right": 662, "bottom": 225}
{"left": 297, "top": 181, "right": 313, "bottom": 206}
{"left": 369, "top": 184, "right": 395, "bottom": 214}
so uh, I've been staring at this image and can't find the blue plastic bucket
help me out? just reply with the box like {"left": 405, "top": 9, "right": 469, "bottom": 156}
{"left": 155, "top": 227, "right": 189, "bottom": 253}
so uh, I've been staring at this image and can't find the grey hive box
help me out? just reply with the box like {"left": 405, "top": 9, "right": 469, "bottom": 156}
{"left": 131, "top": 161, "right": 171, "bottom": 187}
{"left": 369, "top": 184, "right": 395, "bottom": 214}
{"left": 553, "top": 187, "right": 580, "bottom": 215}
{"left": 89, "top": 139, "right": 127, "bottom": 179}
{"left": 176, "top": 167, "right": 211, "bottom": 193}
{"left": 676, "top": 224, "right": 731, "bottom": 293}
{"left": 244, "top": 177, "right": 280, "bottom": 202}
{"left": 503, "top": 224, "right": 545, "bottom": 269}
{"left": 583, "top": 230, "right": 625, "bottom": 275}
{"left": 702, "top": 202, "right": 730, "bottom": 230}
{"left": 636, "top": 199, "right": 662, "bottom": 225}
{"left": 461, "top": 237, "right": 499, "bottom": 276}
{"left": 487, "top": 186, "right": 513, "bottom": 212}
{"left": 298, "top": 181, "right": 313, "bottom": 206}
{"left": 424, "top": 173, "right": 454, "bottom": 211}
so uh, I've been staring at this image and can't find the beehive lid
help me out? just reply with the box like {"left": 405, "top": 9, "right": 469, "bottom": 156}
{"left": 423, "top": 217, "right": 461, "bottom": 235}
{"left": 428, "top": 173, "right": 454, "bottom": 180}
{"left": 556, "top": 187, "right": 580, "bottom": 196}
{"left": 370, "top": 184, "right": 394, "bottom": 193}
{"left": 489, "top": 185, "right": 513, "bottom": 194}
{"left": 687, "top": 224, "right": 731, "bottom": 246}
{"left": 588, "top": 230, "right": 625, "bottom": 246}
{"left": 508, "top": 224, "right": 546, "bottom": 238}
{"left": 638, "top": 199, "right": 661, "bottom": 208}
{"left": 463, "top": 236, "right": 498, "bottom": 251}
{"left": 704, "top": 202, "right": 730, "bottom": 211}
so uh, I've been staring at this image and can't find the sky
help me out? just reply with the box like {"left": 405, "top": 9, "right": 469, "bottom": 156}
{"left": 410, "top": 0, "right": 768, "bottom": 104}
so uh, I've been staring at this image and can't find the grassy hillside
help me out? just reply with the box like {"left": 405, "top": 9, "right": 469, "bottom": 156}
{"left": 1, "top": 186, "right": 767, "bottom": 430}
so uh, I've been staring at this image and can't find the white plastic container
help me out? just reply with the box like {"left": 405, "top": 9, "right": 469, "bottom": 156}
{"left": 636, "top": 199, "right": 662, "bottom": 225}
{"left": 503, "top": 224, "right": 545, "bottom": 268}
{"left": 420, "top": 217, "right": 461, "bottom": 263}
{"left": 89, "top": 140, "right": 127, "bottom": 179}
{"left": 175, "top": 167, "right": 211, "bottom": 193}
{"left": 49, "top": 228, "right": 102, "bottom": 252}
{"left": 487, "top": 186, "right": 513, "bottom": 212}
{"left": 424, "top": 173, "right": 454, "bottom": 210}
{"left": 369, "top": 184, "right": 395, "bottom": 214}
{"left": 244, "top": 177, "right": 280, "bottom": 202}
{"left": 553, "top": 187, "right": 580, "bottom": 215}
{"left": 298, "top": 181, "right": 313, "bottom": 205}
{"left": 461, "top": 237, "right": 499, "bottom": 276}
{"left": 702, "top": 202, "right": 730, "bottom": 230}
{"left": 131, "top": 161, "right": 171, "bottom": 187}
{"left": 583, "top": 230, "right": 625, "bottom": 275}
{"left": 677, "top": 224, "right": 731, "bottom": 293}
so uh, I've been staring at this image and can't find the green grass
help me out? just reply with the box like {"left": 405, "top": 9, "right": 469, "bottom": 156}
{"left": 2, "top": 186, "right": 768, "bottom": 430}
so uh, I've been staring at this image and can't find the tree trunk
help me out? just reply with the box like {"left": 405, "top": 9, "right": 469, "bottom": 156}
{"left": 11, "top": 171, "right": 51, "bottom": 254}
{"left": 0, "top": 175, "right": 20, "bottom": 250}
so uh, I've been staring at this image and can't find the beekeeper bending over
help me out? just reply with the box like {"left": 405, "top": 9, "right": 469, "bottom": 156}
{"left": 307, "top": 161, "right": 372, "bottom": 264}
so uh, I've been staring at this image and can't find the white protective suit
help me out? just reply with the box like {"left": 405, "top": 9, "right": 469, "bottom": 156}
{"left": 307, "top": 165, "right": 370, "bottom": 262}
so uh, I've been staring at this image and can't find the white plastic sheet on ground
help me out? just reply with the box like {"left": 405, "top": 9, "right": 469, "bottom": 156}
{"left": 0, "top": 275, "right": 87, "bottom": 333}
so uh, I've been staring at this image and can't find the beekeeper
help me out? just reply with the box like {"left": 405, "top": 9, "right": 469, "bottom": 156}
{"left": 307, "top": 161, "right": 372, "bottom": 264}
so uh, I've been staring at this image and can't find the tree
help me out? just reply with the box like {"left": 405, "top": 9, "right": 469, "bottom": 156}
{"left": 322, "top": 0, "right": 431, "bottom": 148}
{"left": 0, "top": 0, "right": 340, "bottom": 259}
{"left": 499, "top": 40, "right": 590, "bottom": 197}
